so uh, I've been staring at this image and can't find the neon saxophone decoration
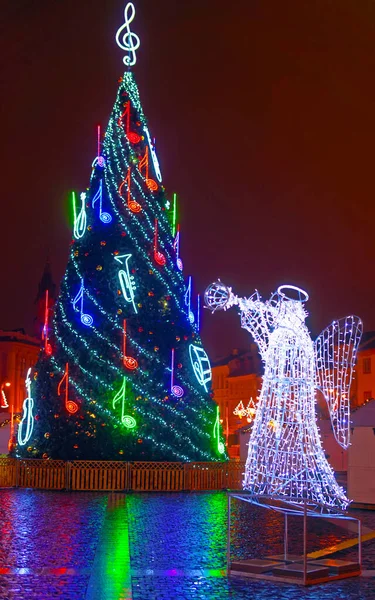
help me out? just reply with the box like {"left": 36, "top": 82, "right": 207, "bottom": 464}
{"left": 58, "top": 363, "right": 79, "bottom": 414}
{"left": 73, "top": 192, "right": 87, "bottom": 240}
{"left": 72, "top": 279, "right": 94, "bottom": 327}
{"left": 119, "top": 167, "right": 142, "bottom": 213}
{"left": 154, "top": 219, "right": 166, "bottom": 266}
{"left": 92, "top": 179, "right": 112, "bottom": 224}
{"left": 114, "top": 254, "right": 138, "bottom": 314}
{"left": 170, "top": 348, "right": 184, "bottom": 398}
{"left": 115, "top": 2, "right": 140, "bottom": 67}
{"left": 113, "top": 376, "right": 137, "bottom": 429}
{"left": 123, "top": 319, "right": 138, "bottom": 370}
{"left": 18, "top": 368, "right": 34, "bottom": 446}
{"left": 189, "top": 344, "right": 212, "bottom": 392}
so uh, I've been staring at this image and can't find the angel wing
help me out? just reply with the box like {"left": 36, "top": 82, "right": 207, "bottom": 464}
{"left": 314, "top": 316, "right": 363, "bottom": 449}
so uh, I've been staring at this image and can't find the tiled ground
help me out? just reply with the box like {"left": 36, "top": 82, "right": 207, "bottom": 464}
{"left": 0, "top": 489, "right": 374, "bottom": 599}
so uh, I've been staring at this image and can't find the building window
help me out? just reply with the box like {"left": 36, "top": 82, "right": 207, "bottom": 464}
{"left": 363, "top": 357, "right": 371, "bottom": 374}
{"left": 364, "top": 391, "right": 372, "bottom": 402}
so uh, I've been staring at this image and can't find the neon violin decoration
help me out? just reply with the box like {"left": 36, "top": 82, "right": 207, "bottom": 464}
{"left": 138, "top": 146, "right": 158, "bottom": 191}
{"left": 92, "top": 125, "right": 106, "bottom": 168}
{"left": 114, "top": 254, "right": 138, "bottom": 314}
{"left": 213, "top": 406, "right": 225, "bottom": 455}
{"left": 123, "top": 319, "right": 138, "bottom": 370}
{"left": 92, "top": 179, "right": 112, "bottom": 223}
{"left": 118, "top": 101, "right": 141, "bottom": 144}
{"left": 119, "top": 167, "right": 142, "bottom": 213}
{"left": 113, "top": 376, "right": 137, "bottom": 429}
{"left": 115, "top": 2, "right": 140, "bottom": 68}
{"left": 42, "top": 289, "right": 52, "bottom": 355}
{"left": 184, "top": 276, "right": 194, "bottom": 323}
{"left": 17, "top": 368, "right": 34, "bottom": 446}
{"left": 170, "top": 348, "right": 184, "bottom": 398}
{"left": 72, "top": 279, "right": 94, "bottom": 327}
{"left": 189, "top": 344, "right": 212, "bottom": 392}
{"left": 143, "top": 125, "right": 162, "bottom": 182}
{"left": 58, "top": 363, "right": 79, "bottom": 414}
{"left": 173, "top": 225, "right": 183, "bottom": 271}
{"left": 72, "top": 192, "right": 87, "bottom": 240}
{"left": 154, "top": 219, "right": 166, "bottom": 266}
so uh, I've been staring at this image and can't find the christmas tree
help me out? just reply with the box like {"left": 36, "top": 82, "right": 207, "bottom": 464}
{"left": 16, "top": 4, "right": 226, "bottom": 463}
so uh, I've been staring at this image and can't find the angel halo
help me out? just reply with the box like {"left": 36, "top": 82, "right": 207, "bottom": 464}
{"left": 204, "top": 281, "right": 363, "bottom": 512}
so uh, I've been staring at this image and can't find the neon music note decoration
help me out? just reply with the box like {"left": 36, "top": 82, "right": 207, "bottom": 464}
{"left": 115, "top": 2, "right": 140, "bottom": 68}
{"left": 42, "top": 289, "right": 52, "bottom": 355}
{"left": 154, "top": 219, "right": 166, "bottom": 266}
{"left": 184, "top": 276, "right": 194, "bottom": 323}
{"left": 173, "top": 225, "right": 183, "bottom": 271}
{"left": 114, "top": 254, "right": 138, "bottom": 314}
{"left": 92, "top": 125, "right": 106, "bottom": 168}
{"left": 113, "top": 376, "right": 137, "bottom": 429}
{"left": 143, "top": 125, "right": 162, "bottom": 182}
{"left": 118, "top": 101, "right": 141, "bottom": 144}
{"left": 58, "top": 363, "right": 79, "bottom": 414}
{"left": 189, "top": 344, "right": 212, "bottom": 392}
{"left": 119, "top": 167, "right": 142, "bottom": 213}
{"left": 17, "top": 368, "right": 34, "bottom": 446}
{"left": 72, "top": 279, "right": 94, "bottom": 327}
{"left": 213, "top": 406, "right": 225, "bottom": 455}
{"left": 92, "top": 179, "right": 112, "bottom": 223}
{"left": 73, "top": 192, "right": 87, "bottom": 240}
{"left": 170, "top": 348, "right": 184, "bottom": 398}
{"left": 123, "top": 319, "right": 138, "bottom": 370}
{"left": 138, "top": 146, "right": 158, "bottom": 191}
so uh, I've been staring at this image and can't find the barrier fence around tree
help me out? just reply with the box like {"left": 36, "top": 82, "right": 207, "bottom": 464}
{"left": 0, "top": 458, "right": 245, "bottom": 492}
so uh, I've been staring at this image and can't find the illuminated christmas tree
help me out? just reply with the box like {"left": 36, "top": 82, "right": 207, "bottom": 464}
{"left": 16, "top": 3, "right": 225, "bottom": 462}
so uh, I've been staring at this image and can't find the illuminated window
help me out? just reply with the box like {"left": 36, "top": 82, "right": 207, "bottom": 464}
{"left": 363, "top": 357, "right": 371, "bottom": 374}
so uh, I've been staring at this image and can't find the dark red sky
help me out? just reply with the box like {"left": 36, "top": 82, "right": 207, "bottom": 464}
{"left": 2, "top": 0, "right": 375, "bottom": 359}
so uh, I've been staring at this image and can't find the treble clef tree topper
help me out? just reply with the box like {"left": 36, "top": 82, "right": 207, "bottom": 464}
{"left": 115, "top": 2, "right": 140, "bottom": 67}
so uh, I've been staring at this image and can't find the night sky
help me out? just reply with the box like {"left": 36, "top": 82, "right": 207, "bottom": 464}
{"left": 2, "top": 0, "right": 375, "bottom": 359}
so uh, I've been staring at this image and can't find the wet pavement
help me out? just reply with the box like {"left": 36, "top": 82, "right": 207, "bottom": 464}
{"left": 0, "top": 489, "right": 374, "bottom": 599}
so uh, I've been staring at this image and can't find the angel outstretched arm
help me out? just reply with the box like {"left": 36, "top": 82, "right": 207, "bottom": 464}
{"left": 204, "top": 280, "right": 275, "bottom": 359}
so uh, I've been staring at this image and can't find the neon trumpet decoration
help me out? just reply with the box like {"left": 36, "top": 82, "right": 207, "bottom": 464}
{"left": 170, "top": 348, "right": 184, "bottom": 398}
{"left": 154, "top": 219, "right": 166, "bottom": 266}
{"left": 58, "top": 363, "right": 79, "bottom": 414}
{"left": 17, "top": 368, "right": 34, "bottom": 446}
{"left": 138, "top": 146, "right": 158, "bottom": 191}
{"left": 123, "top": 319, "right": 138, "bottom": 370}
{"left": 119, "top": 167, "right": 142, "bottom": 213}
{"left": 114, "top": 254, "right": 138, "bottom": 314}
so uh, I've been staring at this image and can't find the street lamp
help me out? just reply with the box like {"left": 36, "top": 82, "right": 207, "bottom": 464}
{"left": 0, "top": 381, "right": 11, "bottom": 409}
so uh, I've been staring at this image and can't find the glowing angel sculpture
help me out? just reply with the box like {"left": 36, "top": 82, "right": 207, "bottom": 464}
{"left": 205, "top": 281, "right": 362, "bottom": 511}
